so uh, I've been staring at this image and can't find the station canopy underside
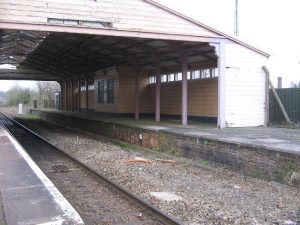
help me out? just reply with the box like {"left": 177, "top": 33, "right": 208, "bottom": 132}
{"left": 0, "top": 28, "right": 218, "bottom": 81}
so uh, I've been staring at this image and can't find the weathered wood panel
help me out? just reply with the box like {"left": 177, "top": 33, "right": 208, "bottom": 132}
{"left": 0, "top": 0, "right": 219, "bottom": 37}
{"left": 93, "top": 67, "right": 118, "bottom": 113}
{"left": 118, "top": 66, "right": 149, "bottom": 113}
{"left": 224, "top": 43, "right": 268, "bottom": 127}
{"left": 88, "top": 89, "right": 94, "bottom": 110}
{"left": 80, "top": 89, "right": 86, "bottom": 109}
{"left": 147, "top": 78, "right": 218, "bottom": 117}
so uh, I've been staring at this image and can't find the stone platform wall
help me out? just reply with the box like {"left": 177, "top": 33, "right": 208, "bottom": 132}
{"left": 30, "top": 109, "right": 300, "bottom": 187}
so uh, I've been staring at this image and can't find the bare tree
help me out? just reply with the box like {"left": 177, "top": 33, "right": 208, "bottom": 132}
{"left": 36, "top": 81, "right": 60, "bottom": 106}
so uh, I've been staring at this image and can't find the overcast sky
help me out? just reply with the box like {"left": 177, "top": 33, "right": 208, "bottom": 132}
{"left": 0, "top": 0, "right": 299, "bottom": 90}
{"left": 157, "top": 0, "right": 300, "bottom": 87}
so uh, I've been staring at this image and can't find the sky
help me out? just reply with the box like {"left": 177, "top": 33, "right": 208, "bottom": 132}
{"left": 156, "top": 0, "right": 300, "bottom": 87}
{"left": 0, "top": 0, "right": 300, "bottom": 90}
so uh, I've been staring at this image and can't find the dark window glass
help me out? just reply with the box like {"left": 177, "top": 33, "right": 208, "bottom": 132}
{"left": 98, "top": 80, "right": 105, "bottom": 103}
{"left": 107, "top": 79, "right": 114, "bottom": 104}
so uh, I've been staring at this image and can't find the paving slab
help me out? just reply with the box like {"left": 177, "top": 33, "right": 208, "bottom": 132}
{"left": 0, "top": 125, "right": 84, "bottom": 225}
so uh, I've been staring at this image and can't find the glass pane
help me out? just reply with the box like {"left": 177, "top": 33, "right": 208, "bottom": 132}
{"left": 168, "top": 74, "right": 174, "bottom": 82}
{"left": 47, "top": 18, "right": 64, "bottom": 24}
{"left": 63, "top": 20, "right": 79, "bottom": 26}
{"left": 187, "top": 71, "right": 191, "bottom": 80}
{"left": 161, "top": 75, "right": 167, "bottom": 83}
{"left": 176, "top": 73, "right": 182, "bottom": 81}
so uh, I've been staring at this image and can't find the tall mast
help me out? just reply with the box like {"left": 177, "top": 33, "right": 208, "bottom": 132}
{"left": 234, "top": 0, "right": 239, "bottom": 36}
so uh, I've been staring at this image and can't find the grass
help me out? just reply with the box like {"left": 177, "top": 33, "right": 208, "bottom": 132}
{"left": 199, "top": 159, "right": 210, "bottom": 165}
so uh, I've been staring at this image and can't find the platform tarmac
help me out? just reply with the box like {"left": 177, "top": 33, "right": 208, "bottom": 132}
{"left": 34, "top": 109, "right": 300, "bottom": 156}
{"left": 0, "top": 124, "right": 84, "bottom": 225}
{"left": 142, "top": 124, "right": 300, "bottom": 156}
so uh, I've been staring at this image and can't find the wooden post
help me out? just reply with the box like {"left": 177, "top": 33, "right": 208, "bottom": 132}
{"left": 154, "top": 56, "right": 161, "bottom": 122}
{"left": 78, "top": 80, "right": 81, "bottom": 112}
{"left": 133, "top": 62, "right": 140, "bottom": 120}
{"left": 180, "top": 49, "right": 188, "bottom": 125}
{"left": 71, "top": 79, "right": 74, "bottom": 112}
{"left": 263, "top": 67, "right": 270, "bottom": 127}
{"left": 85, "top": 78, "right": 89, "bottom": 112}
{"left": 262, "top": 66, "right": 292, "bottom": 126}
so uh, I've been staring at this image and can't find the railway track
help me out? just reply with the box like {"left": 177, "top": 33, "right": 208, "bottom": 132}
{"left": 0, "top": 112, "right": 185, "bottom": 225}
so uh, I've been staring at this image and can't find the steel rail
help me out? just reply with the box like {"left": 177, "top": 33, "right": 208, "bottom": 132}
{"left": 0, "top": 112, "right": 185, "bottom": 225}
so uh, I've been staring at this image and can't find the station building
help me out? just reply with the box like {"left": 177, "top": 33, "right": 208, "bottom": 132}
{"left": 0, "top": 0, "right": 269, "bottom": 128}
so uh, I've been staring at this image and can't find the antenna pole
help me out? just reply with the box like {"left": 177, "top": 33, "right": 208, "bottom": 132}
{"left": 234, "top": 0, "right": 239, "bottom": 36}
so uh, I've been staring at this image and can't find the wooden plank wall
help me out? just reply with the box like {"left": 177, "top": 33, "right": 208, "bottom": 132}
{"left": 88, "top": 89, "right": 94, "bottom": 110}
{"left": 93, "top": 67, "right": 118, "bottom": 113}
{"left": 147, "top": 79, "right": 218, "bottom": 117}
{"left": 224, "top": 43, "right": 268, "bottom": 127}
{"left": 0, "top": 0, "right": 218, "bottom": 37}
{"left": 80, "top": 89, "right": 86, "bottom": 109}
{"left": 91, "top": 65, "right": 217, "bottom": 117}
{"left": 118, "top": 66, "right": 149, "bottom": 113}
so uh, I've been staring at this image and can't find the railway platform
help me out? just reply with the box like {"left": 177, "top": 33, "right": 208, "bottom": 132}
{"left": 30, "top": 109, "right": 300, "bottom": 187}
{"left": 0, "top": 124, "right": 84, "bottom": 225}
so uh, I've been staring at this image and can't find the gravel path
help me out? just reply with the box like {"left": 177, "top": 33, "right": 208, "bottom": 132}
{"left": 13, "top": 118, "right": 300, "bottom": 225}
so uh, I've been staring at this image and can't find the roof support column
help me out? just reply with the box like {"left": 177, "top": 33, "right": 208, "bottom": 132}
{"left": 211, "top": 42, "right": 226, "bottom": 129}
{"left": 85, "top": 78, "right": 89, "bottom": 112}
{"left": 78, "top": 80, "right": 81, "bottom": 113}
{"left": 180, "top": 49, "right": 188, "bottom": 125}
{"left": 133, "top": 62, "right": 140, "bottom": 120}
{"left": 64, "top": 80, "right": 67, "bottom": 111}
{"left": 154, "top": 56, "right": 161, "bottom": 122}
{"left": 71, "top": 79, "right": 74, "bottom": 112}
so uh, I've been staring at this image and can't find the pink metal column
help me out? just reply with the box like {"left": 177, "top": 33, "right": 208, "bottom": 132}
{"left": 85, "top": 79, "right": 89, "bottom": 112}
{"left": 71, "top": 79, "right": 74, "bottom": 112}
{"left": 180, "top": 50, "right": 188, "bottom": 125}
{"left": 78, "top": 80, "right": 81, "bottom": 112}
{"left": 64, "top": 80, "right": 67, "bottom": 111}
{"left": 134, "top": 64, "right": 140, "bottom": 120}
{"left": 155, "top": 57, "right": 161, "bottom": 122}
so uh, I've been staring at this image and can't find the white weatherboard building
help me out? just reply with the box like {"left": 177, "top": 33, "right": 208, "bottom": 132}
{"left": 0, "top": 0, "right": 269, "bottom": 128}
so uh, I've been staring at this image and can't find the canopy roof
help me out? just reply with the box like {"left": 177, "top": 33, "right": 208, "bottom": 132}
{"left": 0, "top": 29, "right": 217, "bottom": 80}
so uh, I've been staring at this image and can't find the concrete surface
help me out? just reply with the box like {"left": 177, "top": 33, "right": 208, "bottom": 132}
{"left": 150, "top": 125, "right": 300, "bottom": 156}
{"left": 39, "top": 109, "right": 300, "bottom": 156}
{"left": 0, "top": 125, "right": 85, "bottom": 225}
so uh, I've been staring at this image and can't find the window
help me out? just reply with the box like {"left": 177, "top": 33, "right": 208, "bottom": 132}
{"left": 64, "top": 19, "right": 79, "bottom": 26}
{"left": 187, "top": 71, "right": 191, "bottom": 80}
{"left": 161, "top": 74, "right": 167, "bottom": 83}
{"left": 88, "top": 84, "right": 94, "bottom": 91}
{"left": 191, "top": 70, "right": 201, "bottom": 79}
{"left": 168, "top": 73, "right": 175, "bottom": 82}
{"left": 212, "top": 68, "right": 219, "bottom": 77}
{"left": 81, "top": 20, "right": 112, "bottom": 28}
{"left": 98, "top": 79, "right": 114, "bottom": 104}
{"left": 80, "top": 85, "right": 86, "bottom": 91}
{"left": 48, "top": 18, "right": 112, "bottom": 28}
{"left": 107, "top": 79, "right": 114, "bottom": 104}
{"left": 98, "top": 81, "right": 105, "bottom": 103}
{"left": 202, "top": 69, "right": 211, "bottom": 78}
{"left": 175, "top": 73, "right": 182, "bottom": 81}
{"left": 149, "top": 76, "right": 156, "bottom": 84}
{"left": 148, "top": 68, "right": 218, "bottom": 85}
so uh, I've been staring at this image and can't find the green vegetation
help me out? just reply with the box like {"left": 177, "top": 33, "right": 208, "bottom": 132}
{"left": 152, "top": 146, "right": 162, "bottom": 152}
{"left": 6, "top": 84, "right": 31, "bottom": 106}
{"left": 203, "top": 140, "right": 209, "bottom": 145}
{"left": 199, "top": 159, "right": 210, "bottom": 165}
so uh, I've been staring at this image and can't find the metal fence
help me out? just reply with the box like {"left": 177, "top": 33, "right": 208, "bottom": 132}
{"left": 269, "top": 88, "right": 300, "bottom": 124}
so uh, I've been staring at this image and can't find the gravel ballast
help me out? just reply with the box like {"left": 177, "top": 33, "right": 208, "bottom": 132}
{"left": 14, "top": 118, "right": 300, "bottom": 225}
